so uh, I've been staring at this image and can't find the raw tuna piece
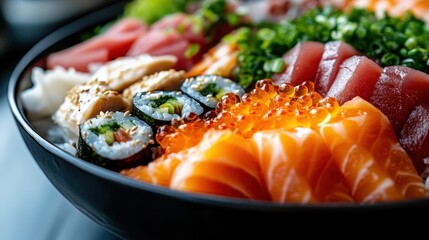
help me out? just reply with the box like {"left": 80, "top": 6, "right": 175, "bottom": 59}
{"left": 151, "top": 13, "right": 203, "bottom": 42}
{"left": 128, "top": 13, "right": 206, "bottom": 71}
{"left": 47, "top": 18, "right": 148, "bottom": 72}
{"left": 314, "top": 41, "right": 360, "bottom": 96}
{"left": 273, "top": 41, "right": 324, "bottom": 86}
{"left": 327, "top": 56, "right": 383, "bottom": 104}
{"left": 370, "top": 66, "right": 429, "bottom": 135}
{"left": 127, "top": 29, "right": 193, "bottom": 70}
{"left": 399, "top": 105, "right": 429, "bottom": 174}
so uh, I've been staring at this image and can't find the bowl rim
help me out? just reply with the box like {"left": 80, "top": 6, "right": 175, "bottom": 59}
{"left": 7, "top": 0, "right": 429, "bottom": 212}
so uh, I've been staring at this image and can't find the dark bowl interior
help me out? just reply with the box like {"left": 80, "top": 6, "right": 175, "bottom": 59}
{"left": 7, "top": 1, "right": 429, "bottom": 238}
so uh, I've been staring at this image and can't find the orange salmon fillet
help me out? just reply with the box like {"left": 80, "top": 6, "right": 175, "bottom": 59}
{"left": 121, "top": 153, "right": 183, "bottom": 187}
{"left": 170, "top": 130, "right": 271, "bottom": 201}
{"left": 319, "top": 97, "right": 428, "bottom": 203}
{"left": 252, "top": 128, "right": 353, "bottom": 203}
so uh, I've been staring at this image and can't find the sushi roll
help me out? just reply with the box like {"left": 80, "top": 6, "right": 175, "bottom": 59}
{"left": 77, "top": 111, "right": 153, "bottom": 170}
{"left": 180, "top": 75, "right": 245, "bottom": 109}
{"left": 133, "top": 91, "right": 204, "bottom": 127}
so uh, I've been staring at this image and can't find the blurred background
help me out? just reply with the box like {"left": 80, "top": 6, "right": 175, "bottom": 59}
{"left": 0, "top": 0, "right": 122, "bottom": 239}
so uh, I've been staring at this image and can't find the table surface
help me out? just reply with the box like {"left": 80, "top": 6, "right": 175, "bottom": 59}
{"left": 0, "top": 10, "right": 121, "bottom": 238}
{"left": 0, "top": 1, "right": 125, "bottom": 238}
{"left": 0, "top": 87, "right": 121, "bottom": 240}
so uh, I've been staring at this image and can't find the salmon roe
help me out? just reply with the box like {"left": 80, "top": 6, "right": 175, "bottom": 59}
{"left": 156, "top": 79, "right": 340, "bottom": 154}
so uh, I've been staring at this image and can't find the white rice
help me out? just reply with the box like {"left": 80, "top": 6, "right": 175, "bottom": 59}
{"left": 80, "top": 112, "right": 152, "bottom": 160}
{"left": 181, "top": 75, "right": 245, "bottom": 108}
{"left": 133, "top": 91, "right": 204, "bottom": 121}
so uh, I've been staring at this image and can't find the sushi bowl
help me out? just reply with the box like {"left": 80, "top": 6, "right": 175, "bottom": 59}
{"left": 7, "top": 0, "right": 429, "bottom": 239}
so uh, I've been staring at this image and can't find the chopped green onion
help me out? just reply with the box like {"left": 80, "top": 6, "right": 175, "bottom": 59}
{"left": 405, "top": 37, "right": 418, "bottom": 50}
{"left": 263, "top": 58, "right": 286, "bottom": 73}
{"left": 381, "top": 53, "right": 400, "bottom": 65}
{"left": 185, "top": 44, "right": 200, "bottom": 59}
{"left": 230, "top": 5, "right": 429, "bottom": 87}
{"left": 408, "top": 48, "right": 428, "bottom": 61}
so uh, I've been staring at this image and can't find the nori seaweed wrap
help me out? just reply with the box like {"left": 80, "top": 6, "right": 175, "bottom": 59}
{"left": 132, "top": 91, "right": 204, "bottom": 127}
{"left": 77, "top": 111, "right": 153, "bottom": 170}
{"left": 180, "top": 75, "right": 245, "bottom": 109}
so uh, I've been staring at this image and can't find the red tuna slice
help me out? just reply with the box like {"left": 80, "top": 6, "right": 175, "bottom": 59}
{"left": 127, "top": 29, "right": 193, "bottom": 70}
{"left": 151, "top": 13, "right": 207, "bottom": 57}
{"left": 151, "top": 13, "right": 188, "bottom": 29}
{"left": 327, "top": 56, "right": 383, "bottom": 104}
{"left": 399, "top": 105, "right": 429, "bottom": 174}
{"left": 370, "top": 66, "right": 429, "bottom": 135}
{"left": 273, "top": 41, "right": 324, "bottom": 86}
{"left": 48, "top": 49, "right": 109, "bottom": 73}
{"left": 314, "top": 41, "right": 360, "bottom": 96}
{"left": 152, "top": 13, "right": 204, "bottom": 41}
{"left": 47, "top": 18, "right": 148, "bottom": 72}
{"left": 128, "top": 13, "right": 208, "bottom": 71}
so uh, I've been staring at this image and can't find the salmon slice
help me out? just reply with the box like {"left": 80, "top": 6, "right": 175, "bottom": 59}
{"left": 170, "top": 130, "right": 270, "bottom": 201}
{"left": 327, "top": 56, "right": 383, "bottom": 104}
{"left": 314, "top": 41, "right": 360, "bottom": 96}
{"left": 273, "top": 41, "right": 325, "bottom": 86}
{"left": 399, "top": 105, "right": 429, "bottom": 174}
{"left": 252, "top": 128, "right": 353, "bottom": 203}
{"left": 370, "top": 66, "right": 429, "bottom": 136}
{"left": 121, "top": 153, "right": 183, "bottom": 187}
{"left": 319, "top": 97, "right": 428, "bottom": 202}
{"left": 185, "top": 42, "right": 238, "bottom": 78}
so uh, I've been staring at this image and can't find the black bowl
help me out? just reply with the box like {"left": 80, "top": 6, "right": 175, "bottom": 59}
{"left": 7, "top": 1, "right": 429, "bottom": 238}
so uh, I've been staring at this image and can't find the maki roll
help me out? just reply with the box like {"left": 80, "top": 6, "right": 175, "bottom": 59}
{"left": 133, "top": 91, "right": 204, "bottom": 127}
{"left": 77, "top": 111, "right": 153, "bottom": 170}
{"left": 180, "top": 75, "right": 245, "bottom": 109}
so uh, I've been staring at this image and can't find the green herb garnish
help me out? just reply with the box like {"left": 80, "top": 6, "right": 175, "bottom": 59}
{"left": 232, "top": 6, "right": 429, "bottom": 88}
{"left": 185, "top": 43, "right": 201, "bottom": 59}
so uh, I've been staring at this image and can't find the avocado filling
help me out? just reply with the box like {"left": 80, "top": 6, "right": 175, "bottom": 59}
{"left": 89, "top": 121, "right": 134, "bottom": 145}
{"left": 151, "top": 95, "right": 183, "bottom": 114}
{"left": 198, "top": 83, "right": 227, "bottom": 100}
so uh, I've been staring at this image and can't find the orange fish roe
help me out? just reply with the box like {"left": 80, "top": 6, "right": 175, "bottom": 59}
{"left": 156, "top": 79, "right": 340, "bottom": 155}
